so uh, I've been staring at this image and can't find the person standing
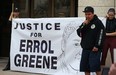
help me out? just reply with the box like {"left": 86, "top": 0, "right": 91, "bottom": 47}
{"left": 77, "top": 6, "right": 105, "bottom": 75}
{"left": 101, "top": 8, "right": 116, "bottom": 66}
{"left": 3, "top": 7, "right": 20, "bottom": 71}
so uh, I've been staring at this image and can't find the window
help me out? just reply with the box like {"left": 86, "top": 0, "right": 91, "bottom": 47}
{"left": 55, "top": 0, "right": 70, "bottom": 17}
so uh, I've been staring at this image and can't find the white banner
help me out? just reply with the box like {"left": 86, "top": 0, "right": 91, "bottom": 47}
{"left": 10, "top": 17, "right": 106, "bottom": 75}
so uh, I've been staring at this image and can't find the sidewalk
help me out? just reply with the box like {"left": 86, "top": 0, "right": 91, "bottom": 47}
{"left": 0, "top": 57, "right": 45, "bottom": 75}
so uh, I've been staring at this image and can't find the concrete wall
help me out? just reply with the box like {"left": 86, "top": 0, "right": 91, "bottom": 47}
{"left": 78, "top": 0, "right": 116, "bottom": 17}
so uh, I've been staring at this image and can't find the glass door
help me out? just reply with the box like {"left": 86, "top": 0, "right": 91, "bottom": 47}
{"left": 30, "top": 0, "right": 52, "bottom": 18}
{"left": 54, "top": 0, "right": 70, "bottom": 17}
{"left": 14, "top": 0, "right": 76, "bottom": 18}
{"left": 30, "top": 0, "right": 75, "bottom": 17}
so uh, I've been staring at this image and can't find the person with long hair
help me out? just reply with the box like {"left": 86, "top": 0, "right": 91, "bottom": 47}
{"left": 101, "top": 8, "right": 116, "bottom": 66}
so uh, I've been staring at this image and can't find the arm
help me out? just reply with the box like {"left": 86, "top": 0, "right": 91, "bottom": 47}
{"left": 94, "top": 22, "right": 106, "bottom": 51}
{"left": 76, "top": 23, "right": 84, "bottom": 37}
{"left": 106, "top": 32, "right": 116, "bottom": 36}
{"left": 77, "top": 20, "right": 89, "bottom": 37}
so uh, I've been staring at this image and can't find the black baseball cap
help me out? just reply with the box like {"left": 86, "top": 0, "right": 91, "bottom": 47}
{"left": 14, "top": 7, "right": 19, "bottom": 12}
{"left": 83, "top": 6, "right": 94, "bottom": 13}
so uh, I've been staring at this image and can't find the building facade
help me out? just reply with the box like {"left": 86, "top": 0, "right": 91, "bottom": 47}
{"left": 0, "top": 0, "right": 115, "bottom": 67}
{"left": 15, "top": 0, "right": 116, "bottom": 18}
{"left": 78, "top": 0, "right": 116, "bottom": 17}
{"left": 12, "top": 0, "right": 116, "bottom": 67}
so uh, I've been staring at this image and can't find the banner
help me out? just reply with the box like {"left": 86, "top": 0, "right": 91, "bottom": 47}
{"left": 10, "top": 17, "right": 106, "bottom": 75}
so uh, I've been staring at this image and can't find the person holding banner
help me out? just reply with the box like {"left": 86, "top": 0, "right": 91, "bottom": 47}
{"left": 3, "top": 7, "right": 20, "bottom": 71}
{"left": 77, "top": 6, "right": 105, "bottom": 75}
{"left": 101, "top": 8, "right": 116, "bottom": 67}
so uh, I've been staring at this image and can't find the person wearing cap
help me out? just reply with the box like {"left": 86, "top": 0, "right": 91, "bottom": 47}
{"left": 3, "top": 7, "right": 20, "bottom": 71}
{"left": 101, "top": 8, "right": 116, "bottom": 67}
{"left": 77, "top": 6, "right": 105, "bottom": 75}
{"left": 9, "top": 7, "right": 20, "bottom": 21}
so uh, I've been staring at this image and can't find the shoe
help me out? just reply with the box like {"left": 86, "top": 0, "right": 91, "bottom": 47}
{"left": 3, "top": 61, "right": 10, "bottom": 71}
{"left": 2, "top": 66, "right": 10, "bottom": 71}
{"left": 2, "top": 68, "right": 10, "bottom": 71}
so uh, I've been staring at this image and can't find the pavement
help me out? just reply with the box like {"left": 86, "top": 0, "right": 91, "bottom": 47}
{"left": 0, "top": 57, "right": 45, "bottom": 75}
{"left": 0, "top": 52, "right": 111, "bottom": 75}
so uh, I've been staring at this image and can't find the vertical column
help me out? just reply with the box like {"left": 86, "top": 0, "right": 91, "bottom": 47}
{"left": 70, "top": 0, "right": 75, "bottom": 17}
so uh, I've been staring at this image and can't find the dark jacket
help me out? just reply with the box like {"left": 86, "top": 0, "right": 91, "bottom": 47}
{"left": 77, "top": 15, "right": 106, "bottom": 50}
